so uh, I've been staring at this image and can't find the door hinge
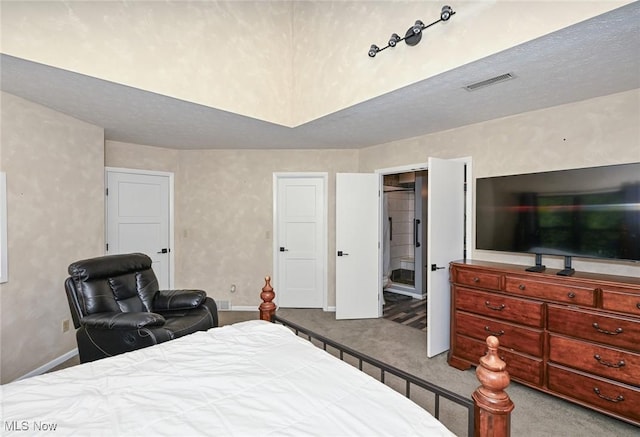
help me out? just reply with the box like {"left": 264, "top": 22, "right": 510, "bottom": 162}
{"left": 105, "top": 188, "right": 109, "bottom": 196}
{"left": 106, "top": 243, "right": 109, "bottom": 251}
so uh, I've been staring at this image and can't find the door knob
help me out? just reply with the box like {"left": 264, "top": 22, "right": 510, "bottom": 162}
{"left": 279, "top": 247, "right": 289, "bottom": 252}
{"left": 157, "top": 248, "right": 169, "bottom": 254}
{"left": 431, "top": 264, "right": 445, "bottom": 271}
{"left": 337, "top": 251, "right": 349, "bottom": 256}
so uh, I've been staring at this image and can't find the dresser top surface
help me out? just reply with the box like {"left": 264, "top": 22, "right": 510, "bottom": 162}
{"left": 451, "top": 259, "right": 640, "bottom": 287}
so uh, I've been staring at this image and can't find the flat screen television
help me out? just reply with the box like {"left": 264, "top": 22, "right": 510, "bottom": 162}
{"left": 476, "top": 163, "right": 640, "bottom": 268}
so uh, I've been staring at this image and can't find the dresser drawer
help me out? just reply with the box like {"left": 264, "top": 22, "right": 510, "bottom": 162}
{"left": 455, "top": 311, "right": 543, "bottom": 357}
{"left": 454, "top": 286, "right": 544, "bottom": 328}
{"left": 548, "top": 364, "right": 640, "bottom": 422}
{"left": 453, "top": 334, "right": 543, "bottom": 386}
{"left": 504, "top": 276, "right": 596, "bottom": 306}
{"left": 548, "top": 334, "right": 640, "bottom": 387}
{"left": 452, "top": 267, "right": 501, "bottom": 291}
{"left": 548, "top": 305, "right": 640, "bottom": 353}
{"left": 602, "top": 289, "right": 640, "bottom": 318}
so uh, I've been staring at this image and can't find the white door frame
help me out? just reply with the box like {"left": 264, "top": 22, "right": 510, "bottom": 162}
{"left": 105, "top": 167, "right": 175, "bottom": 289}
{"left": 272, "top": 172, "right": 328, "bottom": 310}
{"left": 376, "top": 157, "right": 473, "bottom": 293}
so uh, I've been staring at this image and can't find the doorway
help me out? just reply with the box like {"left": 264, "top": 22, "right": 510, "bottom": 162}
{"left": 272, "top": 173, "right": 328, "bottom": 309}
{"left": 105, "top": 167, "right": 174, "bottom": 289}
{"left": 382, "top": 170, "right": 428, "bottom": 300}
{"left": 376, "top": 158, "right": 471, "bottom": 357}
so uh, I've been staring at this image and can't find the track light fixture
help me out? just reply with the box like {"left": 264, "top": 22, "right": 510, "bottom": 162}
{"left": 368, "top": 5, "right": 455, "bottom": 57}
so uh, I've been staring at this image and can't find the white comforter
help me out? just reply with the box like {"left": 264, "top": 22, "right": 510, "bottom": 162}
{"left": 1, "top": 320, "right": 454, "bottom": 436}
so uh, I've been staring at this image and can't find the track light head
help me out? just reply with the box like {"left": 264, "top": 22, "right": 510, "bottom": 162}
{"left": 388, "top": 33, "right": 401, "bottom": 47}
{"left": 368, "top": 44, "right": 380, "bottom": 57}
{"left": 440, "top": 5, "right": 454, "bottom": 21}
{"left": 412, "top": 20, "right": 425, "bottom": 35}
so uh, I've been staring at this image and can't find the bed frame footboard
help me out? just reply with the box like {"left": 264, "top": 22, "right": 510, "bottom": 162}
{"left": 258, "top": 275, "right": 276, "bottom": 321}
{"left": 258, "top": 276, "right": 513, "bottom": 437}
{"left": 472, "top": 335, "right": 514, "bottom": 437}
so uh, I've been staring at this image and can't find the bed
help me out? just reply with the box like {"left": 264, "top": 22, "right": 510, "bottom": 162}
{"left": 1, "top": 277, "right": 513, "bottom": 436}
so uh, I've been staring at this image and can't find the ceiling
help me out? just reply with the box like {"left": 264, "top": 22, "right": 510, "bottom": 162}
{"left": 1, "top": 2, "right": 639, "bottom": 150}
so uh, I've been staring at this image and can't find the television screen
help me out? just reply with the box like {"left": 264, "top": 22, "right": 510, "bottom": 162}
{"left": 476, "top": 163, "right": 640, "bottom": 262}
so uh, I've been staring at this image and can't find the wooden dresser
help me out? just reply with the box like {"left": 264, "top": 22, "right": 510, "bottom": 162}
{"left": 448, "top": 259, "right": 640, "bottom": 426}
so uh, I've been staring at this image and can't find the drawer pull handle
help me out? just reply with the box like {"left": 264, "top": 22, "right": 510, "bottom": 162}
{"left": 472, "top": 277, "right": 480, "bottom": 283}
{"left": 484, "top": 301, "right": 505, "bottom": 311}
{"left": 593, "top": 355, "right": 625, "bottom": 368}
{"left": 484, "top": 326, "right": 504, "bottom": 336}
{"left": 518, "top": 284, "right": 525, "bottom": 290}
{"left": 592, "top": 323, "right": 623, "bottom": 336}
{"left": 567, "top": 292, "right": 576, "bottom": 298}
{"left": 593, "top": 387, "right": 624, "bottom": 403}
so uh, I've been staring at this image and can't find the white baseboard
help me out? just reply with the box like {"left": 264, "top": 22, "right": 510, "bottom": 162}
{"left": 226, "top": 305, "right": 259, "bottom": 311}
{"left": 222, "top": 306, "right": 336, "bottom": 312}
{"left": 17, "top": 348, "right": 78, "bottom": 381}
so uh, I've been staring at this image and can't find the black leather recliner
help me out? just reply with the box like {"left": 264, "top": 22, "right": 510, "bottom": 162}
{"left": 65, "top": 252, "right": 218, "bottom": 363}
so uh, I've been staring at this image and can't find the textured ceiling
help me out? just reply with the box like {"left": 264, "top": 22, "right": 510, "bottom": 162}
{"left": 1, "top": 2, "right": 639, "bottom": 150}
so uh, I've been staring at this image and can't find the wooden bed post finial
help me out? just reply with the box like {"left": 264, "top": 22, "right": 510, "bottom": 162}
{"left": 259, "top": 275, "right": 277, "bottom": 321}
{"left": 472, "top": 335, "right": 514, "bottom": 437}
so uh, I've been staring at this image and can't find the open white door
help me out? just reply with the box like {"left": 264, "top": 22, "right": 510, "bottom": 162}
{"left": 426, "top": 158, "right": 465, "bottom": 357}
{"left": 336, "top": 173, "right": 380, "bottom": 319}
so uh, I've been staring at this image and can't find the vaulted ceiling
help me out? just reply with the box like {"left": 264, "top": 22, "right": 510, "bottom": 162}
{"left": 1, "top": 2, "right": 638, "bottom": 150}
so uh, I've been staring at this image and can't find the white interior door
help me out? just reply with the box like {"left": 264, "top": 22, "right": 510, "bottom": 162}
{"left": 426, "top": 158, "right": 465, "bottom": 357}
{"left": 275, "top": 176, "right": 326, "bottom": 308}
{"left": 106, "top": 169, "right": 172, "bottom": 289}
{"left": 336, "top": 173, "right": 380, "bottom": 319}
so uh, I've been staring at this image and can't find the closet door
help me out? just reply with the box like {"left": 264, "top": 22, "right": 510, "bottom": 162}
{"left": 106, "top": 168, "right": 173, "bottom": 289}
{"left": 274, "top": 175, "right": 326, "bottom": 308}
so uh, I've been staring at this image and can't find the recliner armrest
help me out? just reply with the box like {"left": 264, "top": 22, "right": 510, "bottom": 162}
{"left": 153, "top": 289, "right": 206, "bottom": 311}
{"left": 80, "top": 312, "right": 166, "bottom": 329}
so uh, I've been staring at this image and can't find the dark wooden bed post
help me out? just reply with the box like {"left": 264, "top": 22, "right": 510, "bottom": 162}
{"left": 259, "top": 276, "right": 277, "bottom": 321}
{"left": 472, "top": 335, "right": 514, "bottom": 437}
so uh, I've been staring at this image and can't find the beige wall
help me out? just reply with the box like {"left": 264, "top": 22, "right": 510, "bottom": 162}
{"left": 104, "top": 89, "right": 640, "bottom": 314}
{"left": 0, "top": 92, "right": 105, "bottom": 383}
{"left": 106, "top": 140, "right": 180, "bottom": 173}
{"left": 1, "top": 1, "right": 629, "bottom": 126}
{"left": 105, "top": 143, "right": 359, "bottom": 309}
{"left": 359, "top": 88, "right": 640, "bottom": 276}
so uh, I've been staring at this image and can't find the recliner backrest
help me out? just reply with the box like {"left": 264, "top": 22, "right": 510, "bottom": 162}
{"left": 67, "top": 253, "right": 160, "bottom": 319}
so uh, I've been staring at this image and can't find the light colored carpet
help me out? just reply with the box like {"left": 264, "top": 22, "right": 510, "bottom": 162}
{"left": 274, "top": 308, "right": 638, "bottom": 437}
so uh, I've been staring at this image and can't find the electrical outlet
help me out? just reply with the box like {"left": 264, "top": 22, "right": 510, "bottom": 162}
{"left": 61, "top": 319, "right": 70, "bottom": 333}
